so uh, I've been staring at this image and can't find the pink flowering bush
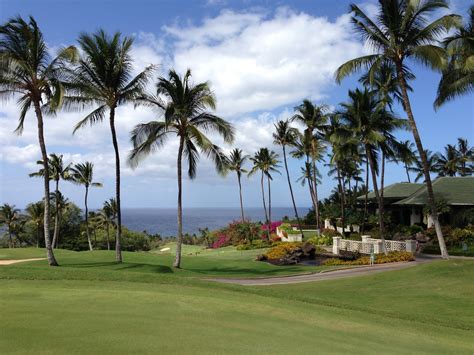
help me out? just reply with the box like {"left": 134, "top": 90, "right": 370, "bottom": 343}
{"left": 261, "top": 221, "right": 282, "bottom": 234}
{"left": 211, "top": 234, "right": 231, "bottom": 249}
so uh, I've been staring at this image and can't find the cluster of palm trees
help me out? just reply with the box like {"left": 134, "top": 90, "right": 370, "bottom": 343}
{"left": 1, "top": 1, "right": 472, "bottom": 265}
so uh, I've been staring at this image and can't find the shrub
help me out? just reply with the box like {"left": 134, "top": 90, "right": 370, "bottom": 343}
{"left": 323, "top": 251, "right": 415, "bottom": 266}
{"left": 262, "top": 221, "right": 282, "bottom": 234}
{"left": 211, "top": 234, "right": 231, "bottom": 249}
{"left": 307, "top": 234, "right": 332, "bottom": 246}
{"left": 321, "top": 228, "right": 339, "bottom": 238}
{"left": 236, "top": 239, "right": 271, "bottom": 250}
{"left": 263, "top": 242, "right": 302, "bottom": 260}
{"left": 212, "top": 220, "right": 262, "bottom": 248}
{"left": 450, "top": 227, "right": 474, "bottom": 244}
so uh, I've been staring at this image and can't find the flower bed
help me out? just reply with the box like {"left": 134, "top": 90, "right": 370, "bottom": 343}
{"left": 323, "top": 251, "right": 415, "bottom": 266}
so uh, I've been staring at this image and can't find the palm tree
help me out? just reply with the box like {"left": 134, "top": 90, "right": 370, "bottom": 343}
{"left": 434, "top": 144, "right": 460, "bottom": 177}
{"left": 409, "top": 150, "right": 438, "bottom": 182}
{"left": 0, "top": 16, "right": 76, "bottom": 264}
{"left": 291, "top": 100, "right": 328, "bottom": 229}
{"left": 68, "top": 30, "right": 155, "bottom": 263}
{"left": 29, "top": 153, "right": 72, "bottom": 248}
{"left": 129, "top": 69, "right": 234, "bottom": 268}
{"left": 335, "top": 0, "right": 460, "bottom": 259}
{"left": 273, "top": 120, "right": 303, "bottom": 234}
{"left": 95, "top": 199, "right": 117, "bottom": 251}
{"left": 226, "top": 149, "right": 249, "bottom": 222}
{"left": 338, "top": 88, "right": 405, "bottom": 244}
{"left": 70, "top": 162, "right": 102, "bottom": 251}
{"left": 49, "top": 191, "right": 70, "bottom": 248}
{"left": 248, "top": 148, "right": 280, "bottom": 238}
{"left": 393, "top": 140, "right": 417, "bottom": 183}
{"left": 0, "top": 204, "right": 20, "bottom": 248}
{"left": 25, "top": 202, "right": 44, "bottom": 248}
{"left": 435, "top": 6, "right": 474, "bottom": 108}
{"left": 456, "top": 138, "right": 473, "bottom": 176}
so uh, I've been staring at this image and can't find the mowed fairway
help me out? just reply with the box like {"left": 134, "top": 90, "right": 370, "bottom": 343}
{"left": 0, "top": 248, "right": 473, "bottom": 354}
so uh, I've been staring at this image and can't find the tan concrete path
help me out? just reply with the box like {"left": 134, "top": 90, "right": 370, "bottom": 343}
{"left": 0, "top": 258, "right": 46, "bottom": 265}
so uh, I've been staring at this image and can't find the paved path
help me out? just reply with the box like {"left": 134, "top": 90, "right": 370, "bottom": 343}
{"left": 0, "top": 258, "right": 46, "bottom": 265}
{"left": 206, "top": 260, "right": 429, "bottom": 286}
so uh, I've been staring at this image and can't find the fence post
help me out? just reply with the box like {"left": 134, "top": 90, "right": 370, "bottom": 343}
{"left": 406, "top": 240, "right": 416, "bottom": 253}
{"left": 361, "top": 235, "right": 370, "bottom": 242}
{"left": 373, "top": 240, "right": 384, "bottom": 254}
{"left": 332, "top": 237, "right": 341, "bottom": 255}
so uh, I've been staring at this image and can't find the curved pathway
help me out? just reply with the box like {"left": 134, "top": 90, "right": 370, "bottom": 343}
{"left": 206, "top": 259, "right": 433, "bottom": 286}
{"left": 0, "top": 258, "right": 46, "bottom": 265}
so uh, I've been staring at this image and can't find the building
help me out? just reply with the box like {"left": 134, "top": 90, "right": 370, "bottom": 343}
{"left": 358, "top": 177, "right": 474, "bottom": 227}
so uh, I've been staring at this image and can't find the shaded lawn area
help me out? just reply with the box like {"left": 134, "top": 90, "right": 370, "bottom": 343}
{"left": 0, "top": 248, "right": 473, "bottom": 353}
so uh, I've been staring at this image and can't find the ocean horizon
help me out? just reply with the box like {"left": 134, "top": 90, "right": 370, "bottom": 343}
{"left": 121, "top": 207, "right": 310, "bottom": 236}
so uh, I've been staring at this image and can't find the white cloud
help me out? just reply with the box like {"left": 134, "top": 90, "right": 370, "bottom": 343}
{"left": 164, "top": 7, "right": 365, "bottom": 116}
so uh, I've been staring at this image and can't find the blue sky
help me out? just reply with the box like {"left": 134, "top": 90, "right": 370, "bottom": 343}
{"left": 0, "top": 0, "right": 472, "bottom": 209}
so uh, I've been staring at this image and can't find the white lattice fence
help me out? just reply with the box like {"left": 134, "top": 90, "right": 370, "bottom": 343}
{"left": 333, "top": 237, "right": 416, "bottom": 255}
{"left": 366, "top": 238, "right": 407, "bottom": 252}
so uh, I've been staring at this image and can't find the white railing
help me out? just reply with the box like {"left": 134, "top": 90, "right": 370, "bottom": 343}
{"left": 333, "top": 236, "right": 416, "bottom": 255}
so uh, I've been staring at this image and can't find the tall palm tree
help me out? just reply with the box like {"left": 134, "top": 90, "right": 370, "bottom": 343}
{"left": 273, "top": 120, "right": 303, "bottom": 234}
{"left": 0, "top": 16, "right": 76, "bottom": 265}
{"left": 129, "top": 69, "right": 234, "bottom": 268}
{"left": 25, "top": 202, "right": 44, "bottom": 248}
{"left": 29, "top": 153, "right": 72, "bottom": 248}
{"left": 393, "top": 140, "right": 417, "bottom": 182}
{"left": 409, "top": 149, "right": 438, "bottom": 182}
{"left": 335, "top": 0, "right": 460, "bottom": 258}
{"left": 226, "top": 148, "right": 249, "bottom": 222}
{"left": 456, "top": 137, "right": 473, "bottom": 176}
{"left": 68, "top": 30, "right": 154, "bottom": 263}
{"left": 70, "top": 162, "right": 102, "bottom": 251}
{"left": 248, "top": 148, "right": 280, "bottom": 238}
{"left": 338, "top": 88, "right": 405, "bottom": 244}
{"left": 435, "top": 6, "right": 474, "bottom": 108}
{"left": 96, "top": 205, "right": 113, "bottom": 251}
{"left": 0, "top": 204, "right": 20, "bottom": 248}
{"left": 291, "top": 100, "right": 328, "bottom": 229}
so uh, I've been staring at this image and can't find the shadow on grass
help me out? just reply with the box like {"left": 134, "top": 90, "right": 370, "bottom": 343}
{"left": 62, "top": 261, "right": 174, "bottom": 274}
{"left": 182, "top": 265, "right": 311, "bottom": 277}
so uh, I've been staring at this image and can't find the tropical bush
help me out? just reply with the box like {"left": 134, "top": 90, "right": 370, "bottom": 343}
{"left": 261, "top": 221, "right": 282, "bottom": 234}
{"left": 263, "top": 242, "right": 302, "bottom": 260}
{"left": 236, "top": 239, "right": 271, "bottom": 250}
{"left": 323, "top": 251, "right": 415, "bottom": 266}
{"left": 307, "top": 234, "right": 332, "bottom": 246}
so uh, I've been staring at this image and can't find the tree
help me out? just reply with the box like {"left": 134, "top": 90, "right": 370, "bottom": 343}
{"left": 456, "top": 137, "right": 473, "bottom": 176}
{"left": 434, "top": 144, "right": 460, "bottom": 177}
{"left": 70, "top": 162, "right": 102, "bottom": 251}
{"left": 435, "top": 6, "right": 474, "bottom": 108}
{"left": 291, "top": 100, "right": 328, "bottom": 229}
{"left": 273, "top": 120, "right": 303, "bottom": 233}
{"left": 29, "top": 153, "right": 72, "bottom": 248}
{"left": 0, "top": 204, "right": 20, "bottom": 248}
{"left": 338, "top": 88, "right": 405, "bottom": 245}
{"left": 129, "top": 69, "right": 234, "bottom": 268}
{"left": 335, "top": 0, "right": 460, "bottom": 259}
{"left": 25, "top": 202, "right": 44, "bottom": 248}
{"left": 49, "top": 191, "right": 70, "bottom": 248}
{"left": 96, "top": 199, "right": 117, "bottom": 250}
{"left": 226, "top": 148, "right": 249, "bottom": 222}
{"left": 0, "top": 16, "right": 76, "bottom": 265}
{"left": 68, "top": 30, "right": 154, "bottom": 263}
{"left": 393, "top": 140, "right": 417, "bottom": 182}
{"left": 409, "top": 149, "right": 438, "bottom": 182}
{"left": 248, "top": 148, "right": 281, "bottom": 238}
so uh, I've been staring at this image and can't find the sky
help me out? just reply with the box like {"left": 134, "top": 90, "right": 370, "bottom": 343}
{"left": 0, "top": 0, "right": 473, "bottom": 209}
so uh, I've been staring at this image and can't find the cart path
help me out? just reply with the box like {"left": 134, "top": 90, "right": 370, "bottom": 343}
{"left": 205, "top": 259, "right": 432, "bottom": 286}
{"left": 0, "top": 258, "right": 46, "bottom": 265}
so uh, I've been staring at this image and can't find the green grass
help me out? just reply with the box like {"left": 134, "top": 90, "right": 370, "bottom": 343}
{"left": 423, "top": 243, "right": 474, "bottom": 257}
{"left": 0, "top": 247, "right": 473, "bottom": 354}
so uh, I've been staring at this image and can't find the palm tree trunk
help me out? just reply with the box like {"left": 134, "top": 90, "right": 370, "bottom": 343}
{"left": 396, "top": 63, "right": 448, "bottom": 259}
{"left": 260, "top": 171, "right": 270, "bottom": 239}
{"left": 33, "top": 100, "right": 58, "bottom": 266}
{"left": 381, "top": 151, "right": 386, "bottom": 208}
{"left": 109, "top": 107, "right": 122, "bottom": 263}
{"left": 336, "top": 166, "right": 345, "bottom": 235}
{"left": 306, "top": 159, "right": 318, "bottom": 226}
{"left": 174, "top": 136, "right": 185, "bottom": 268}
{"left": 405, "top": 163, "right": 411, "bottom": 183}
{"left": 283, "top": 146, "right": 303, "bottom": 234}
{"left": 36, "top": 225, "right": 40, "bottom": 248}
{"left": 8, "top": 228, "right": 12, "bottom": 248}
{"left": 237, "top": 173, "right": 245, "bottom": 222}
{"left": 85, "top": 186, "right": 93, "bottom": 251}
{"left": 106, "top": 224, "right": 110, "bottom": 251}
{"left": 362, "top": 159, "right": 369, "bottom": 235}
{"left": 267, "top": 175, "right": 272, "bottom": 233}
{"left": 311, "top": 159, "right": 321, "bottom": 230}
{"left": 52, "top": 179, "right": 60, "bottom": 249}
{"left": 366, "top": 145, "right": 386, "bottom": 252}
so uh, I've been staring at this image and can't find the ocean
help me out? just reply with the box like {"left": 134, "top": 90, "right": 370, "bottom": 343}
{"left": 121, "top": 207, "right": 310, "bottom": 236}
